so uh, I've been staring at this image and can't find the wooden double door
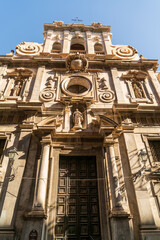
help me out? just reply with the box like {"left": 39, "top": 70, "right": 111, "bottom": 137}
{"left": 55, "top": 155, "right": 101, "bottom": 240}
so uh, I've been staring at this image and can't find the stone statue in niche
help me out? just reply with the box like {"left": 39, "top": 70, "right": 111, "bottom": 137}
{"left": 72, "top": 109, "right": 83, "bottom": 131}
{"left": 10, "top": 80, "right": 23, "bottom": 96}
{"left": 132, "top": 82, "right": 145, "bottom": 98}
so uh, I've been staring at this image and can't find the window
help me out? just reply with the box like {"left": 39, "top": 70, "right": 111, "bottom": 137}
{"left": 70, "top": 43, "right": 85, "bottom": 51}
{"left": 70, "top": 37, "right": 86, "bottom": 53}
{"left": 148, "top": 140, "right": 160, "bottom": 162}
{"left": 52, "top": 42, "right": 62, "bottom": 52}
{"left": 0, "top": 139, "right": 6, "bottom": 164}
{"left": 94, "top": 43, "right": 104, "bottom": 53}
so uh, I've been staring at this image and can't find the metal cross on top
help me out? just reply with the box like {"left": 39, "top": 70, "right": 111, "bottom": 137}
{"left": 72, "top": 17, "right": 83, "bottom": 23}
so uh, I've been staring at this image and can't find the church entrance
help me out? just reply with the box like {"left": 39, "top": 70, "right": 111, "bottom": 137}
{"left": 55, "top": 155, "right": 101, "bottom": 240}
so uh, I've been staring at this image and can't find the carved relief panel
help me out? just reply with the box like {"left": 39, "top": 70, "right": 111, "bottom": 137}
{"left": 0, "top": 68, "right": 34, "bottom": 101}
{"left": 121, "top": 70, "right": 154, "bottom": 103}
{"left": 57, "top": 73, "right": 97, "bottom": 105}
{"left": 97, "top": 75, "right": 115, "bottom": 103}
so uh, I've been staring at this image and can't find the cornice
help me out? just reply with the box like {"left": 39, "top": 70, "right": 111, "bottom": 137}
{"left": 0, "top": 55, "right": 158, "bottom": 71}
{"left": 44, "top": 23, "right": 111, "bottom": 33}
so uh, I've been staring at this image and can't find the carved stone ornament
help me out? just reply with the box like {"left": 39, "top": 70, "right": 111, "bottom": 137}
{"left": 91, "top": 22, "right": 102, "bottom": 27}
{"left": 16, "top": 42, "right": 42, "bottom": 56}
{"left": 53, "top": 20, "right": 63, "bottom": 26}
{"left": 99, "top": 90, "right": 115, "bottom": 103}
{"left": 39, "top": 76, "right": 56, "bottom": 102}
{"left": 29, "top": 229, "right": 38, "bottom": 240}
{"left": 61, "top": 76, "right": 92, "bottom": 97}
{"left": 66, "top": 53, "right": 88, "bottom": 73}
{"left": 113, "top": 45, "right": 137, "bottom": 59}
{"left": 121, "top": 70, "right": 148, "bottom": 81}
{"left": 72, "top": 109, "right": 83, "bottom": 131}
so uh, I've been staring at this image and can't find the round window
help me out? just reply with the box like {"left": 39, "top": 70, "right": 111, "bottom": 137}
{"left": 61, "top": 76, "right": 92, "bottom": 97}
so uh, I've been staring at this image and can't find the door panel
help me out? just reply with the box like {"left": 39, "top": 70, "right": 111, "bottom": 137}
{"left": 55, "top": 156, "right": 101, "bottom": 240}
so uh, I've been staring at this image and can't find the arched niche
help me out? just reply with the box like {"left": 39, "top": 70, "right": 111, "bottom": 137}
{"left": 52, "top": 42, "right": 62, "bottom": 52}
{"left": 94, "top": 42, "right": 104, "bottom": 53}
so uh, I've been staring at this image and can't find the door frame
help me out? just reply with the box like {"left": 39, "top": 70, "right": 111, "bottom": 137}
{"left": 46, "top": 146, "right": 110, "bottom": 240}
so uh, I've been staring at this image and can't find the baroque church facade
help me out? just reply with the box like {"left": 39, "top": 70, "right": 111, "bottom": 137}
{"left": 0, "top": 21, "right": 160, "bottom": 240}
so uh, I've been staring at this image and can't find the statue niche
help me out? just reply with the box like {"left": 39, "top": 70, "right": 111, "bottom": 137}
{"left": 2, "top": 68, "right": 33, "bottom": 100}
{"left": 72, "top": 109, "right": 83, "bottom": 131}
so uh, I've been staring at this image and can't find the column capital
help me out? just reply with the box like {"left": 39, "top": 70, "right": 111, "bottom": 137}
{"left": 103, "top": 134, "right": 114, "bottom": 146}
{"left": 41, "top": 134, "right": 52, "bottom": 145}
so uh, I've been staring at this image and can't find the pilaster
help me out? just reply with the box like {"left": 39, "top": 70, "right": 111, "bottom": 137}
{"left": 148, "top": 69, "right": 160, "bottom": 102}
{"left": 30, "top": 66, "right": 45, "bottom": 102}
{"left": 110, "top": 67, "right": 126, "bottom": 103}
{"left": 86, "top": 31, "right": 94, "bottom": 54}
{"left": 62, "top": 30, "right": 70, "bottom": 53}
{"left": 102, "top": 32, "right": 112, "bottom": 55}
{"left": 43, "top": 30, "right": 53, "bottom": 53}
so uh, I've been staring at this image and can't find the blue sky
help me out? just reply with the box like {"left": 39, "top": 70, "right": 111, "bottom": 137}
{"left": 0, "top": 0, "right": 160, "bottom": 71}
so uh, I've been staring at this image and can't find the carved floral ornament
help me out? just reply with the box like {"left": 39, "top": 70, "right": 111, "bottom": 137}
{"left": 112, "top": 45, "right": 138, "bottom": 59}
{"left": 66, "top": 54, "right": 88, "bottom": 73}
{"left": 16, "top": 42, "right": 42, "bottom": 56}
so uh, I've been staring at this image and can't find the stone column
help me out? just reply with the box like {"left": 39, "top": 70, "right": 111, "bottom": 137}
{"left": 110, "top": 67, "right": 126, "bottom": 103}
{"left": 105, "top": 142, "right": 122, "bottom": 209}
{"left": 104, "top": 135, "right": 132, "bottom": 240}
{"left": 108, "top": 144, "right": 122, "bottom": 207}
{"left": 35, "top": 141, "right": 50, "bottom": 209}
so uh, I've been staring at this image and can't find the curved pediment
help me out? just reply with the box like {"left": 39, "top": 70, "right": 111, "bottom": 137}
{"left": 99, "top": 115, "right": 118, "bottom": 128}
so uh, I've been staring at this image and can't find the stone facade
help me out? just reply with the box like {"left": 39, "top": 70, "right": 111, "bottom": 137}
{"left": 0, "top": 21, "right": 160, "bottom": 240}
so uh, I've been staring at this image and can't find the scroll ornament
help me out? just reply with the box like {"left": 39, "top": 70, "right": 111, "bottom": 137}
{"left": 99, "top": 91, "right": 115, "bottom": 103}
{"left": 113, "top": 45, "right": 137, "bottom": 59}
{"left": 39, "top": 77, "right": 56, "bottom": 102}
{"left": 16, "top": 42, "right": 42, "bottom": 56}
{"left": 98, "top": 77, "right": 115, "bottom": 103}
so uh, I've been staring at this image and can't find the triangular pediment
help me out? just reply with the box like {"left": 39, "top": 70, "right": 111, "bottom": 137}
{"left": 37, "top": 116, "right": 63, "bottom": 129}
